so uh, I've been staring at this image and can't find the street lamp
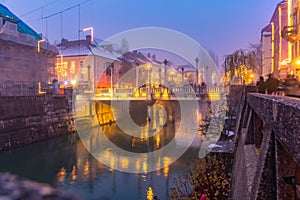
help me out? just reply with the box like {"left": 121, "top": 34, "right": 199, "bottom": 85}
{"left": 145, "top": 63, "right": 152, "bottom": 99}
{"left": 169, "top": 70, "right": 175, "bottom": 87}
{"left": 38, "top": 39, "right": 45, "bottom": 53}
{"left": 158, "top": 68, "right": 162, "bottom": 86}
{"left": 195, "top": 57, "right": 199, "bottom": 84}
{"left": 163, "top": 59, "right": 168, "bottom": 86}
{"left": 82, "top": 27, "right": 94, "bottom": 42}
{"left": 181, "top": 67, "right": 184, "bottom": 87}
{"left": 110, "top": 62, "right": 114, "bottom": 95}
{"left": 87, "top": 65, "right": 91, "bottom": 89}
{"left": 136, "top": 63, "right": 139, "bottom": 88}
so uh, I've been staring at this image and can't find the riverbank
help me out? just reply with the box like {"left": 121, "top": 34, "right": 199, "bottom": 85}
{"left": 0, "top": 89, "right": 76, "bottom": 150}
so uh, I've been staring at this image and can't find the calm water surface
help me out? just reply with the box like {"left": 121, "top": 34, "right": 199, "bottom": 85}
{"left": 0, "top": 101, "right": 210, "bottom": 200}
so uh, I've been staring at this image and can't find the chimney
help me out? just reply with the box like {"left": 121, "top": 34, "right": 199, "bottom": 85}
{"left": 61, "top": 38, "right": 68, "bottom": 44}
{"left": 86, "top": 35, "right": 92, "bottom": 43}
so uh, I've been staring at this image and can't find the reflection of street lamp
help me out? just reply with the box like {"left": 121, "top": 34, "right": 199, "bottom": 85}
{"left": 195, "top": 57, "right": 199, "bottom": 84}
{"left": 82, "top": 27, "right": 94, "bottom": 41}
{"left": 163, "top": 59, "right": 168, "bottom": 86}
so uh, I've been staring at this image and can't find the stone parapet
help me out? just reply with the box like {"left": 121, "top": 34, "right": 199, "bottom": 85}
{"left": 0, "top": 173, "right": 81, "bottom": 200}
{"left": 231, "top": 90, "right": 300, "bottom": 199}
{"left": 0, "top": 89, "right": 76, "bottom": 150}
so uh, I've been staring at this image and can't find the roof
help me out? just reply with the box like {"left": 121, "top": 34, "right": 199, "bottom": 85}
{"left": 270, "top": 0, "right": 287, "bottom": 23}
{"left": 57, "top": 38, "right": 122, "bottom": 60}
{"left": 0, "top": 4, "right": 41, "bottom": 40}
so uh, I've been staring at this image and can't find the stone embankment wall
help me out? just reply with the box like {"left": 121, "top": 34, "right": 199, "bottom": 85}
{"left": 0, "top": 89, "right": 76, "bottom": 150}
{"left": 231, "top": 86, "right": 300, "bottom": 199}
{"left": 0, "top": 173, "right": 80, "bottom": 199}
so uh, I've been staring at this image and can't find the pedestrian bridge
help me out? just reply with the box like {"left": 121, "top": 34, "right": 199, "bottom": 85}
{"left": 86, "top": 86, "right": 225, "bottom": 101}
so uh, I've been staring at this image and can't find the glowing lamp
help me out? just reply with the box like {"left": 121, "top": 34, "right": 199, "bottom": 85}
{"left": 71, "top": 80, "right": 77, "bottom": 85}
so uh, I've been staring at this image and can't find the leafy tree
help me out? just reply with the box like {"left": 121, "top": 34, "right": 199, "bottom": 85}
{"left": 223, "top": 44, "right": 261, "bottom": 83}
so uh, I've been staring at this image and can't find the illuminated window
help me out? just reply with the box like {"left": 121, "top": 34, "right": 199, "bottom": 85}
{"left": 56, "top": 63, "right": 62, "bottom": 72}
{"left": 70, "top": 61, "right": 75, "bottom": 73}
{"left": 61, "top": 70, "right": 67, "bottom": 77}
{"left": 63, "top": 62, "right": 68, "bottom": 69}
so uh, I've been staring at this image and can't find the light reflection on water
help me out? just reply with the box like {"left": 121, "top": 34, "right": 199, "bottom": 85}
{"left": 0, "top": 101, "right": 210, "bottom": 200}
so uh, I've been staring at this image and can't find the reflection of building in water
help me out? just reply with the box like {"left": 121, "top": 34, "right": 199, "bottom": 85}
{"left": 95, "top": 101, "right": 115, "bottom": 125}
{"left": 52, "top": 100, "right": 213, "bottom": 199}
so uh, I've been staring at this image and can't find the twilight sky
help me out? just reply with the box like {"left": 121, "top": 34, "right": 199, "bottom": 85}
{"left": 0, "top": 0, "right": 277, "bottom": 65}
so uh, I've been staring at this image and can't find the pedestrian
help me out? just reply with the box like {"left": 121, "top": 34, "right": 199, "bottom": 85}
{"left": 256, "top": 76, "right": 266, "bottom": 94}
{"left": 283, "top": 74, "right": 299, "bottom": 96}
{"left": 53, "top": 79, "right": 59, "bottom": 95}
{"left": 265, "top": 73, "right": 279, "bottom": 95}
{"left": 199, "top": 194, "right": 206, "bottom": 200}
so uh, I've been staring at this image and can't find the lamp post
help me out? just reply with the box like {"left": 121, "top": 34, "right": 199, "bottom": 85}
{"left": 145, "top": 63, "right": 152, "bottom": 99}
{"left": 163, "top": 59, "right": 168, "bottom": 86}
{"left": 136, "top": 63, "right": 139, "bottom": 88}
{"left": 38, "top": 39, "right": 45, "bottom": 53}
{"left": 169, "top": 70, "right": 175, "bottom": 87}
{"left": 110, "top": 62, "right": 114, "bottom": 95}
{"left": 181, "top": 67, "right": 184, "bottom": 87}
{"left": 82, "top": 27, "right": 94, "bottom": 42}
{"left": 87, "top": 65, "right": 91, "bottom": 90}
{"left": 158, "top": 68, "right": 162, "bottom": 86}
{"left": 195, "top": 57, "right": 199, "bottom": 84}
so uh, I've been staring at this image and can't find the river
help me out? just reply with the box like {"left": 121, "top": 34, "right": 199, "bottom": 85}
{"left": 0, "top": 100, "right": 215, "bottom": 200}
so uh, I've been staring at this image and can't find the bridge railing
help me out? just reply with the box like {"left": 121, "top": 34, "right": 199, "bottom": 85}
{"left": 231, "top": 89, "right": 300, "bottom": 199}
{"left": 94, "top": 85, "right": 225, "bottom": 98}
{"left": 0, "top": 88, "right": 38, "bottom": 96}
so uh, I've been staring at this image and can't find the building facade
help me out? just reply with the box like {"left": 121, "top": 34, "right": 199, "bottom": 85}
{"left": 0, "top": 4, "right": 58, "bottom": 95}
{"left": 282, "top": 0, "right": 300, "bottom": 80}
{"left": 55, "top": 36, "right": 121, "bottom": 91}
{"left": 262, "top": 1, "right": 289, "bottom": 80}
{"left": 261, "top": 24, "right": 273, "bottom": 78}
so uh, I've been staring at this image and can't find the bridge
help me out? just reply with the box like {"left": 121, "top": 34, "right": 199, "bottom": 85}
{"left": 230, "top": 86, "right": 300, "bottom": 199}
{"left": 80, "top": 85, "right": 226, "bottom": 101}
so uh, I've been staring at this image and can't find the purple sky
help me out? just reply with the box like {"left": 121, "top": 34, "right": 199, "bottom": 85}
{"left": 0, "top": 0, "right": 277, "bottom": 65}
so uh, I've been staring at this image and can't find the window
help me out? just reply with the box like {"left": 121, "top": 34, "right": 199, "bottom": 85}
{"left": 70, "top": 61, "right": 75, "bottom": 73}
{"left": 80, "top": 60, "right": 84, "bottom": 68}
{"left": 4, "top": 56, "right": 11, "bottom": 61}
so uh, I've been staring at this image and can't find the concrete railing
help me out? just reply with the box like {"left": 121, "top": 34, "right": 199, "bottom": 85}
{"left": 231, "top": 88, "right": 300, "bottom": 200}
{"left": 94, "top": 86, "right": 224, "bottom": 98}
{"left": 0, "top": 88, "right": 38, "bottom": 96}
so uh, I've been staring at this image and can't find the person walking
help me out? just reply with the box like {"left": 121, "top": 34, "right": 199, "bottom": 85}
{"left": 265, "top": 73, "right": 279, "bottom": 95}
{"left": 256, "top": 76, "right": 266, "bottom": 94}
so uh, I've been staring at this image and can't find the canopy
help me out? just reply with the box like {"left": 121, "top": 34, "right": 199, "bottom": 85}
{"left": 0, "top": 4, "right": 41, "bottom": 40}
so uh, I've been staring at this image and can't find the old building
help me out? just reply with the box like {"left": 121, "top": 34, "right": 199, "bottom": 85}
{"left": 282, "top": 0, "right": 300, "bottom": 80}
{"left": 55, "top": 35, "right": 122, "bottom": 91}
{"left": 0, "top": 4, "right": 58, "bottom": 95}
{"left": 261, "top": 24, "right": 273, "bottom": 78}
{"left": 262, "top": 0, "right": 289, "bottom": 79}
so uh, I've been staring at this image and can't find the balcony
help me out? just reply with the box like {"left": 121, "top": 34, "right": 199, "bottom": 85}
{"left": 282, "top": 25, "right": 297, "bottom": 43}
